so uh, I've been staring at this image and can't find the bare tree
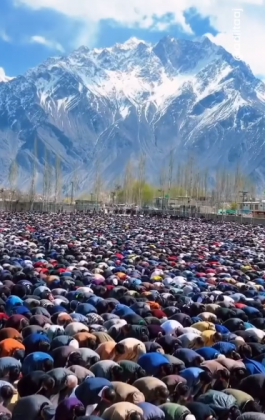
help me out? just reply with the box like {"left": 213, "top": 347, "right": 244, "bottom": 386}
{"left": 93, "top": 157, "right": 103, "bottom": 207}
{"left": 63, "top": 168, "right": 78, "bottom": 204}
{"left": 8, "top": 157, "right": 18, "bottom": 211}
{"left": 137, "top": 153, "right": 146, "bottom": 207}
{"left": 42, "top": 147, "right": 49, "bottom": 211}
{"left": 187, "top": 154, "right": 195, "bottom": 196}
{"left": 203, "top": 168, "right": 209, "bottom": 198}
{"left": 167, "top": 150, "right": 174, "bottom": 197}
{"left": 115, "top": 184, "right": 122, "bottom": 204}
{"left": 123, "top": 158, "right": 134, "bottom": 205}
{"left": 46, "top": 150, "right": 53, "bottom": 211}
{"left": 29, "top": 137, "right": 38, "bottom": 211}
{"left": 54, "top": 155, "right": 62, "bottom": 205}
{"left": 174, "top": 162, "right": 185, "bottom": 195}
{"left": 8, "top": 158, "right": 18, "bottom": 192}
{"left": 158, "top": 166, "right": 167, "bottom": 209}
{"left": 182, "top": 155, "right": 193, "bottom": 196}
{"left": 233, "top": 163, "right": 245, "bottom": 203}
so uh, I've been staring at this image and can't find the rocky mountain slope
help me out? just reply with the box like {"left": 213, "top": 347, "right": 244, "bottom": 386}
{"left": 1, "top": 36, "right": 265, "bottom": 192}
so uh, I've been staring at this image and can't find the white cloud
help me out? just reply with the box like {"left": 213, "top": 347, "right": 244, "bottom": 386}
{"left": 0, "top": 30, "right": 11, "bottom": 42}
{"left": 0, "top": 67, "right": 13, "bottom": 82}
{"left": 30, "top": 35, "right": 64, "bottom": 52}
{"left": 72, "top": 23, "right": 100, "bottom": 51}
{"left": 16, "top": 0, "right": 265, "bottom": 76}
{"left": 196, "top": 1, "right": 265, "bottom": 77}
{"left": 16, "top": 0, "right": 191, "bottom": 31}
{"left": 0, "top": 67, "right": 6, "bottom": 80}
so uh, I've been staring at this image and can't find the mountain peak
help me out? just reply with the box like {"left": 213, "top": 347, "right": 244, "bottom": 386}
{"left": 70, "top": 45, "right": 91, "bottom": 57}
{"left": 159, "top": 35, "right": 177, "bottom": 44}
{"left": 0, "top": 35, "right": 265, "bottom": 191}
{"left": 115, "top": 37, "right": 148, "bottom": 50}
{"left": 198, "top": 35, "right": 213, "bottom": 44}
{"left": 0, "top": 67, "right": 13, "bottom": 83}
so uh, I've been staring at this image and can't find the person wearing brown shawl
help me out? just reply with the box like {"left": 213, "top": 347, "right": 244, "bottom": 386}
{"left": 93, "top": 331, "right": 115, "bottom": 345}
{"left": 161, "top": 375, "right": 189, "bottom": 403}
{"left": 111, "top": 382, "right": 145, "bottom": 404}
{"left": 133, "top": 376, "right": 169, "bottom": 404}
{"left": 0, "top": 328, "right": 23, "bottom": 342}
{"left": 5, "top": 315, "right": 29, "bottom": 332}
{"left": 113, "top": 338, "right": 146, "bottom": 363}
{"left": 96, "top": 342, "right": 124, "bottom": 361}
{"left": 74, "top": 332, "right": 97, "bottom": 349}
{"left": 68, "top": 365, "right": 95, "bottom": 383}
{"left": 101, "top": 402, "right": 144, "bottom": 420}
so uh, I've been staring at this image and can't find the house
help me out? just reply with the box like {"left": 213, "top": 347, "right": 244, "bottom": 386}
{"left": 238, "top": 200, "right": 265, "bottom": 217}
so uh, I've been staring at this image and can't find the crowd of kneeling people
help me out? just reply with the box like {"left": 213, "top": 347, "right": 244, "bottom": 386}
{"left": 0, "top": 213, "right": 262, "bottom": 420}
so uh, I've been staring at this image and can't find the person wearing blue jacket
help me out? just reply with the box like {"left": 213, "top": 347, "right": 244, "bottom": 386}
{"left": 179, "top": 367, "right": 213, "bottom": 398}
{"left": 212, "top": 342, "right": 237, "bottom": 357}
{"left": 196, "top": 347, "right": 221, "bottom": 361}
{"left": 5, "top": 296, "right": 23, "bottom": 316}
{"left": 174, "top": 348, "right": 204, "bottom": 367}
{"left": 243, "top": 358, "right": 265, "bottom": 375}
{"left": 22, "top": 352, "right": 54, "bottom": 376}
{"left": 137, "top": 402, "right": 165, "bottom": 420}
{"left": 23, "top": 333, "right": 50, "bottom": 355}
{"left": 215, "top": 324, "right": 230, "bottom": 334}
{"left": 112, "top": 304, "right": 136, "bottom": 317}
{"left": 73, "top": 377, "right": 116, "bottom": 416}
{"left": 76, "top": 303, "right": 97, "bottom": 316}
{"left": 137, "top": 353, "right": 173, "bottom": 378}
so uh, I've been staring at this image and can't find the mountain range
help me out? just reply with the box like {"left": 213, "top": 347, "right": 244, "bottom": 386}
{"left": 1, "top": 35, "right": 265, "bottom": 193}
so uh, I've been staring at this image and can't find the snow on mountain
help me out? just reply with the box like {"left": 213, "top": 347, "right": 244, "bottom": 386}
{"left": 0, "top": 36, "right": 265, "bottom": 192}
{"left": 0, "top": 67, "right": 13, "bottom": 83}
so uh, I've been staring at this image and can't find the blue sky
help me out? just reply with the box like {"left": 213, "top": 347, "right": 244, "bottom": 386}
{"left": 0, "top": 0, "right": 264, "bottom": 78}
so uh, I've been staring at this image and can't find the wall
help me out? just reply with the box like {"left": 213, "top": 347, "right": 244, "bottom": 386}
{"left": 128, "top": 209, "right": 265, "bottom": 226}
{"left": 1, "top": 200, "right": 265, "bottom": 226}
{"left": 0, "top": 201, "right": 75, "bottom": 213}
{"left": 202, "top": 213, "right": 265, "bottom": 226}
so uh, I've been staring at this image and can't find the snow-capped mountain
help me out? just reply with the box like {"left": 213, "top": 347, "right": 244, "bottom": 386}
{"left": 0, "top": 67, "right": 13, "bottom": 83}
{"left": 1, "top": 35, "right": 265, "bottom": 192}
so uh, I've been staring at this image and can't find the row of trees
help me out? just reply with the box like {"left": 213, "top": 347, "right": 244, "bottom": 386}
{"left": 109, "top": 153, "right": 256, "bottom": 208}
{"left": 7, "top": 138, "right": 64, "bottom": 208}
{"left": 5, "top": 144, "right": 256, "bottom": 209}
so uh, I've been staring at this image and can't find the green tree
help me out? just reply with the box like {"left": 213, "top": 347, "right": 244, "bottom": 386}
{"left": 132, "top": 181, "right": 155, "bottom": 205}
{"left": 230, "top": 202, "right": 238, "bottom": 210}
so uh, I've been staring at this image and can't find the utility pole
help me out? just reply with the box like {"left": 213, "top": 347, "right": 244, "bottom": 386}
{"left": 239, "top": 190, "right": 248, "bottom": 202}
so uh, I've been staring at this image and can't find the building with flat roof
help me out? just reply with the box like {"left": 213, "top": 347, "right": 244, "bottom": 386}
{"left": 238, "top": 200, "right": 265, "bottom": 217}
